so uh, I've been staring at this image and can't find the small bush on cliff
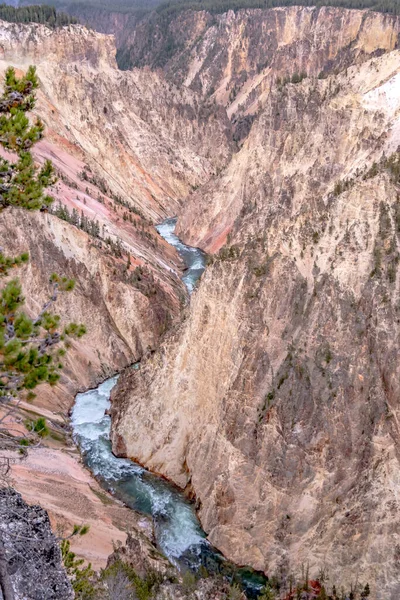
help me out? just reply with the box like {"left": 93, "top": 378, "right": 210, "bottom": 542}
{"left": 228, "top": 583, "right": 244, "bottom": 599}
{"left": 361, "top": 583, "right": 371, "bottom": 597}
{"left": 290, "top": 72, "right": 307, "bottom": 84}
{"left": 218, "top": 245, "right": 240, "bottom": 261}
{"left": 259, "top": 585, "right": 276, "bottom": 599}
{"left": 61, "top": 537, "right": 96, "bottom": 599}
{"left": 182, "top": 570, "right": 197, "bottom": 593}
{"left": 25, "top": 416, "right": 49, "bottom": 438}
{"left": 99, "top": 559, "right": 163, "bottom": 600}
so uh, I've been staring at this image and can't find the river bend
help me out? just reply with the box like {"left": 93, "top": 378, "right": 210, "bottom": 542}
{"left": 71, "top": 218, "right": 266, "bottom": 598}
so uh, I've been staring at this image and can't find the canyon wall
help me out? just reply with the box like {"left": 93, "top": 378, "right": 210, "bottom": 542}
{"left": 2, "top": 8, "right": 400, "bottom": 597}
{"left": 0, "top": 20, "right": 233, "bottom": 222}
{"left": 0, "top": 207, "right": 181, "bottom": 412}
{"left": 0, "top": 19, "right": 233, "bottom": 409}
{"left": 120, "top": 6, "right": 400, "bottom": 130}
{"left": 111, "top": 16, "right": 400, "bottom": 599}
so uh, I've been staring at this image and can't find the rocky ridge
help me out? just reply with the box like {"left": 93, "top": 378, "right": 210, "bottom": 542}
{"left": 0, "top": 488, "right": 73, "bottom": 600}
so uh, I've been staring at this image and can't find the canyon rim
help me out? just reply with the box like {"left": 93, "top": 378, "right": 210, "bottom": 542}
{"left": 1, "top": 2, "right": 400, "bottom": 599}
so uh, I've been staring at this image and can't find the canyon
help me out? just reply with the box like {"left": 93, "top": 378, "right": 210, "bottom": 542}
{"left": 0, "top": 17, "right": 231, "bottom": 581}
{"left": 1, "top": 4, "right": 400, "bottom": 599}
{"left": 0, "top": 18, "right": 233, "bottom": 409}
{"left": 110, "top": 6, "right": 400, "bottom": 600}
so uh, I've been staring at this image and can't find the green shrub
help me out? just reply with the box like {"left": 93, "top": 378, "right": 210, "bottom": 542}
{"left": 25, "top": 416, "right": 49, "bottom": 438}
{"left": 182, "top": 570, "right": 197, "bottom": 593}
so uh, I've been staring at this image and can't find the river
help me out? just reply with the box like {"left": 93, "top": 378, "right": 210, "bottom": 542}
{"left": 155, "top": 217, "right": 206, "bottom": 294}
{"left": 71, "top": 218, "right": 267, "bottom": 598}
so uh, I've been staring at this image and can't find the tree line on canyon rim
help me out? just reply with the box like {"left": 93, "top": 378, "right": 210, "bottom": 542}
{"left": 155, "top": 0, "right": 400, "bottom": 17}
{"left": 0, "top": 4, "right": 77, "bottom": 27}
{"left": 8, "top": 0, "right": 400, "bottom": 27}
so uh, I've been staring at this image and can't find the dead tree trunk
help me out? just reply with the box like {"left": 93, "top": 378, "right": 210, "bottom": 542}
{"left": 0, "top": 535, "right": 14, "bottom": 600}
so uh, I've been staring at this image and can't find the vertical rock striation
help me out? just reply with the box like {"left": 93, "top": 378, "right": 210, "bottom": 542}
{"left": 111, "top": 27, "right": 400, "bottom": 599}
{"left": 120, "top": 6, "right": 400, "bottom": 120}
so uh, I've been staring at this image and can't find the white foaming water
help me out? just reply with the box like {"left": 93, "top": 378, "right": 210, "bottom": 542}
{"left": 71, "top": 377, "right": 207, "bottom": 563}
{"left": 156, "top": 217, "right": 206, "bottom": 294}
{"left": 156, "top": 218, "right": 180, "bottom": 245}
{"left": 72, "top": 376, "right": 116, "bottom": 425}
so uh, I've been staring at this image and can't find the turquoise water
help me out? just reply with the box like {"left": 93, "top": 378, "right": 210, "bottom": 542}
{"left": 156, "top": 217, "right": 206, "bottom": 294}
{"left": 72, "top": 378, "right": 267, "bottom": 597}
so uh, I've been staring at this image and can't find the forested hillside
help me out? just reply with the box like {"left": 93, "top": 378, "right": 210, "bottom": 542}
{"left": 21, "top": 0, "right": 161, "bottom": 17}
{"left": 17, "top": 0, "right": 400, "bottom": 21}
{"left": 156, "top": 0, "right": 400, "bottom": 16}
{"left": 0, "top": 3, "right": 77, "bottom": 26}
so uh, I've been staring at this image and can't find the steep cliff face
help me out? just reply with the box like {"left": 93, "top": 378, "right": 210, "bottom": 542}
{"left": 0, "top": 207, "right": 183, "bottom": 411}
{"left": 0, "top": 21, "right": 115, "bottom": 68}
{"left": 0, "top": 19, "right": 233, "bottom": 409}
{"left": 0, "top": 20, "right": 233, "bottom": 222}
{"left": 177, "top": 41, "right": 400, "bottom": 251}
{"left": 111, "top": 40, "right": 400, "bottom": 599}
{"left": 120, "top": 6, "right": 400, "bottom": 130}
{"left": 57, "top": 7, "right": 136, "bottom": 47}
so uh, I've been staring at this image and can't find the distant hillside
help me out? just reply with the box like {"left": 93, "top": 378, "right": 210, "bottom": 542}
{"left": 156, "top": 0, "right": 400, "bottom": 17}
{"left": 20, "top": 0, "right": 400, "bottom": 18}
{"left": 14, "top": 0, "right": 400, "bottom": 68}
{"left": 0, "top": 3, "right": 78, "bottom": 26}
{"left": 25, "top": 0, "right": 162, "bottom": 17}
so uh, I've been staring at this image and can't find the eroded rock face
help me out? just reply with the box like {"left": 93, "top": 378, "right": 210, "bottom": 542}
{"left": 111, "top": 44, "right": 400, "bottom": 599}
{"left": 0, "top": 19, "right": 233, "bottom": 222}
{"left": 120, "top": 6, "right": 400, "bottom": 122}
{"left": 0, "top": 18, "right": 233, "bottom": 409}
{"left": 0, "top": 487, "right": 73, "bottom": 600}
{"left": 0, "top": 207, "right": 184, "bottom": 411}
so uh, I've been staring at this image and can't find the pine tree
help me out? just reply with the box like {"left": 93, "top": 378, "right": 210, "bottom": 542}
{"left": 0, "top": 66, "right": 56, "bottom": 211}
{"left": 0, "top": 66, "right": 86, "bottom": 456}
{"left": 361, "top": 583, "right": 371, "bottom": 598}
{"left": 71, "top": 207, "right": 79, "bottom": 226}
{"left": 0, "top": 270, "right": 86, "bottom": 442}
{"left": 61, "top": 528, "right": 96, "bottom": 599}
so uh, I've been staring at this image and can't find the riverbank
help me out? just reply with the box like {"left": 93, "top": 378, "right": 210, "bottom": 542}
{"left": 5, "top": 219, "right": 265, "bottom": 597}
{"left": 0, "top": 378, "right": 140, "bottom": 569}
{"left": 3, "top": 217, "right": 205, "bottom": 574}
{"left": 9, "top": 446, "right": 147, "bottom": 569}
